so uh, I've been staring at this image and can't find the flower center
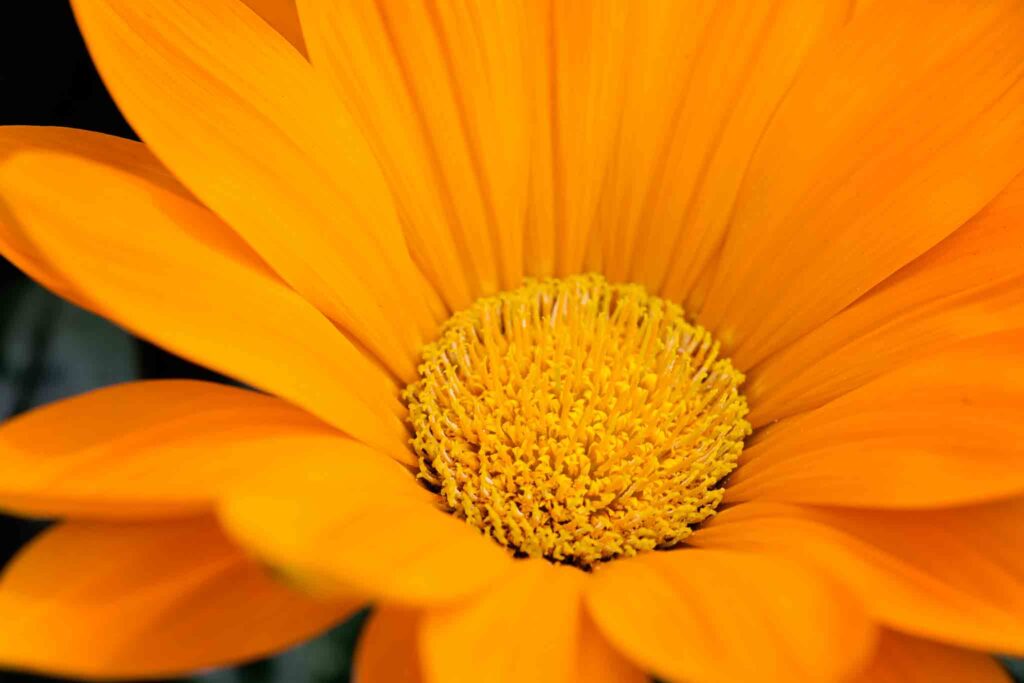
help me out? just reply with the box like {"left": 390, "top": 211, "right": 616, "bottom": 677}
{"left": 404, "top": 274, "right": 750, "bottom": 568}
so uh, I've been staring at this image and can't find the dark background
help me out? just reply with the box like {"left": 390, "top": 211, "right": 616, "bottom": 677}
{"left": 1, "top": 3, "right": 1021, "bottom": 682}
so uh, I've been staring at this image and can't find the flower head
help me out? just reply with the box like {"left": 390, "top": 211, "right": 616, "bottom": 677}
{"left": 407, "top": 274, "right": 750, "bottom": 567}
{"left": 0, "top": 1, "right": 1023, "bottom": 682}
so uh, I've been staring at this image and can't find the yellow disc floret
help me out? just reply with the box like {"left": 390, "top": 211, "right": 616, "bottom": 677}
{"left": 404, "top": 274, "right": 750, "bottom": 567}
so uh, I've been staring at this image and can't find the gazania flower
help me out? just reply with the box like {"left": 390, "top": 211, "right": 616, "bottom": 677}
{"left": 1, "top": 0, "right": 1024, "bottom": 681}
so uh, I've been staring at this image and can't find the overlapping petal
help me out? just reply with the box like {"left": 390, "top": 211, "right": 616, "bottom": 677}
{"left": 748, "top": 172, "right": 1024, "bottom": 426}
{"left": 0, "top": 146, "right": 409, "bottom": 461}
{"left": 0, "top": 380, "right": 339, "bottom": 519}
{"left": 0, "top": 518, "right": 358, "bottom": 679}
{"left": 72, "top": 0, "right": 442, "bottom": 380}
{"left": 242, "top": 0, "right": 306, "bottom": 54}
{"left": 297, "top": 0, "right": 528, "bottom": 304}
{"left": 727, "top": 331, "right": 1024, "bottom": 508}
{"left": 530, "top": 2, "right": 630, "bottom": 279}
{"left": 0, "top": 126, "right": 185, "bottom": 308}
{"left": 420, "top": 560, "right": 586, "bottom": 683}
{"left": 605, "top": 2, "right": 849, "bottom": 293}
{"left": 585, "top": 548, "right": 875, "bottom": 683}
{"left": 692, "top": 501, "right": 1024, "bottom": 654}
{"left": 573, "top": 610, "right": 647, "bottom": 683}
{"left": 219, "top": 445, "right": 512, "bottom": 605}
{"left": 850, "top": 630, "right": 1010, "bottom": 683}
{"left": 697, "top": 0, "right": 1024, "bottom": 368}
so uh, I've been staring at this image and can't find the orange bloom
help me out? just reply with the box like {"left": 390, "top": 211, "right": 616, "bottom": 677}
{"left": 1, "top": 1, "right": 1023, "bottom": 681}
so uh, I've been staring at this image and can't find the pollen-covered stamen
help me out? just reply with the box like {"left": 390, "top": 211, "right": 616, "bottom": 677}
{"left": 404, "top": 274, "right": 751, "bottom": 568}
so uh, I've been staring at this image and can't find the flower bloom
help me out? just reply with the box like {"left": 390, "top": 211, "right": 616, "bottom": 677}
{"left": 1, "top": 1, "right": 1024, "bottom": 681}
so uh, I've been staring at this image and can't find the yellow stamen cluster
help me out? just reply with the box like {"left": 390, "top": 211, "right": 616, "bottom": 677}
{"left": 404, "top": 274, "right": 750, "bottom": 567}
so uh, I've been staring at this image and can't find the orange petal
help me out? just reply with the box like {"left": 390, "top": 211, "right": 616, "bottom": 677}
{"left": 354, "top": 607, "right": 423, "bottom": 683}
{"left": 0, "top": 125, "right": 185, "bottom": 308}
{"left": 601, "top": 2, "right": 849, "bottom": 293}
{"left": 219, "top": 446, "right": 512, "bottom": 606}
{"left": 241, "top": 0, "right": 306, "bottom": 55}
{"left": 727, "top": 330, "right": 1024, "bottom": 508}
{"left": 692, "top": 500, "right": 1024, "bottom": 654}
{"left": 541, "top": 2, "right": 631, "bottom": 278}
{"left": 851, "top": 630, "right": 1010, "bottom": 683}
{"left": 585, "top": 547, "right": 875, "bottom": 683}
{"left": 72, "top": 0, "right": 441, "bottom": 379}
{"left": 697, "top": 0, "right": 1024, "bottom": 369}
{"left": 0, "top": 517, "right": 360, "bottom": 679}
{"left": 574, "top": 609, "right": 647, "bottom": 683}
{"left": 297, "top": 0, "right": 529, "bottom": 303}
{"left": 0, "top": 147, "right": 410, "bottom": 461}
{"left": 517, "top": 1, "right": 557, "bottom": 277}
{"left": 420, "top": 560, "right": 586, "bottom": 683}
{"left": 0, "top": 380, "right": 351, "bottom": 519}
{"left": 748, "top": 171, "right": 1024, "bottom": 426}
{"left": 585, "top": 0, "right": 709, "bottom": 282}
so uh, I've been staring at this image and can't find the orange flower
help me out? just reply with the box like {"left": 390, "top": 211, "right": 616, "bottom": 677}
{"left": 1, "top": 1, "right": 1023, "bottom": 681}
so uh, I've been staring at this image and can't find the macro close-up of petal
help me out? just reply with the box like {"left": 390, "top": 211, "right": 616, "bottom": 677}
{"left": 0, "top": 0, "right": 1023, "bottom": 682}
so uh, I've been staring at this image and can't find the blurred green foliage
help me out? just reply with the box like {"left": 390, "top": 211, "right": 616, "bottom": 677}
{"left": 0, "top": 280, "right": 138, "bottom": 415}
{"left": 197, "top": 612, "right": 367, "bottom": 683}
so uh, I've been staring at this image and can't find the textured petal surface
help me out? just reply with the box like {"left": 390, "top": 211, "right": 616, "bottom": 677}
{"left": 0, "top": 380, "right": 338, "bottom": 519}
{"left": 72, "top": 0, "right": 441, "bottom": 379}
{"left": 420, "top": 560, "right": 585, "bottom": 683}
{"left": 693, "top": 501, "right": 1024, "bottom": 654}
{"left": 850, "top": 630, "right": 1010, "bottom": 683}
{"left": 298, "top": 0, "right": 529, "bottom": 305}
{"left": 727, "top": 331, "right": 1024, "bottom": 508}
{"left": 0, "top": 148, "right": 409, "bottom": 461}
{"left": 697, "top": 0, "right": 1024, "bottom": 369}
{"left": 748, "top": 172, "right": 1024, "bottom": 426}
{"left": 532, "top": 2, "right": 630, "bottom": 279}
{"left": 585, "top": 548, "right": 875, "bottom": 683}
{"left": 599, "top": 2, "right": 849, "bottom": 293}
{"left": 0, "top": 125, "right": 183, "bottom": 308}
{"left": 219, "top": 445, "right": 511, "bottom": 605}
{"left": 354, "top": 607, "right": 423, "bottom": 683}
{"left": 0, "top": 518, "right": 359, "bottom": 679}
